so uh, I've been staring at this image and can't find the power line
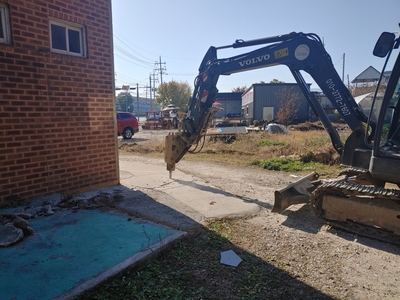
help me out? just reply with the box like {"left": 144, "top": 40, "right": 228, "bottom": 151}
{"left": 160, "top": 55, "right": 199, "bottom": 61}
{"left": 167, "top": 73, "right": 197, "bottom": 76}
{"left": 114, "top": 53, "right": 153, "bottom": 69}
{"left": 114, "top": 44, "right": 154, "bottom": 66}
{"left": 113, "top": 33, "right": 156, "bottom": 62}
{"left": 115, "top": 72, "right": 147, "bottom": 85}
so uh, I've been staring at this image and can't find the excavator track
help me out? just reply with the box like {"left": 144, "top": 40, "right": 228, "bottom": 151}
{"left": 337, "top": 167, "right": 386, "bottom": 187}
{"left": 311, "top": 180, "right": 400, "bottom": 245}
{"left": 337, "top": 167, "right": 368, "bottom": 177}
{"left": 325, "top": 219, "right": 400, "bottom": 246}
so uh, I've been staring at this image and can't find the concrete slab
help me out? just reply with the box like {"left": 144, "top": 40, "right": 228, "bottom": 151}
{"left": 118, "top": 156, "right": 260, "bottom": 222}
{"left": 0, "top": 206, "right": 184, "bottom": 300}
{"left": 0, "top": 155, "right": 259, "bottom": 299}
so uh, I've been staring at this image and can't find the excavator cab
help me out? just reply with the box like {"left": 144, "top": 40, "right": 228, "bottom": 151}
{"left": 366, "top": 31, "right": 400, "bottom": 185}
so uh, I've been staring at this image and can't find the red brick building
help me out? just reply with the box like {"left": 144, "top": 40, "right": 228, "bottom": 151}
{"left": 0, "top": 0, "right": 118, "bottom": 205}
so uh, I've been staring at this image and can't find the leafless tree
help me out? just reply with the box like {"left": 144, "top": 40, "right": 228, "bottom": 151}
{"left": 275, "top": 87, "right": 300, "bottom": 125}
{"left": 270, "top": 79, "right": 285, "bottom": 84}
{"left": 231, "top": 86, "right": 247, "bottom": 93}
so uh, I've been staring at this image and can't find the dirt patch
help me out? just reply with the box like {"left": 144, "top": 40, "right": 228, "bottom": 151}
{"left": 289, "top": 121, "right": 349, "bottom": 131}
{"left": 172, "top": 158, "right": 400, "bottom": 300}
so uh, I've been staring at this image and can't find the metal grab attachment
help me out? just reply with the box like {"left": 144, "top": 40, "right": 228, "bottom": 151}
{"left": 272, "top": 172, "right": 320, "bottom": 213}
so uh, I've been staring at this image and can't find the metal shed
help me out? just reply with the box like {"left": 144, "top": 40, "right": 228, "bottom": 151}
{"left": 214, "top": 92, "right": 243, "bottom": 118}
{"left": 242, "top": 83, "right": 310, "bottom": 123}
{"left": 351, "top": 66, "right": 382, "bottom": 86}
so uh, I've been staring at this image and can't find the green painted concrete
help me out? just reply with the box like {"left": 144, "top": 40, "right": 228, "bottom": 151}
{"left": 0, "top": 209, "right": 177, "bottom": 300}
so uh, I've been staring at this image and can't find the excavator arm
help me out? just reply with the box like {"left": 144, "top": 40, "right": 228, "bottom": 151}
{"left": 165, "top": 32, "right": 369, "bottom": 172}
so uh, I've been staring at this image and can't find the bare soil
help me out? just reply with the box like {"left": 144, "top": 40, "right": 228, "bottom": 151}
{"left": 167, "top": 158, "right": 400, "bottom": 299}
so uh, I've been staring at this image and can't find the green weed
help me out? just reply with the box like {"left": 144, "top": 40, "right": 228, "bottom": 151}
{"left": 249, "top": 157, "right": 324, "bottom": 172}
{"left": 257, "top": 140, "right": 286, "bottom": 146}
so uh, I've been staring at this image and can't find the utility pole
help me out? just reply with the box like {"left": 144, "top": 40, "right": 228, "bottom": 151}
{"left": 153, "top": 71, "right": 158, "bottom": 88}
{"left": 149, "top": 74, "right": 154, "bottom": 109}
{"left": 150, "top": 71, "right": 158, "bottom": 99}
{"left": 149, "top": 75, "right": 152, "bottom": 100}
{"left": 154, "top": 56, "right": 167, "bottom": 85}
{"left": 136, "top": 83, "right": 139, "bottom": 121}
{"left": 342, "top": 53, "right": 345, "bottom": 83}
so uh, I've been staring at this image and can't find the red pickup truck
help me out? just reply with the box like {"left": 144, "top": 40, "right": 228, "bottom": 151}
{"left": 116, "top": 112, "right": 139, "bottom": 139}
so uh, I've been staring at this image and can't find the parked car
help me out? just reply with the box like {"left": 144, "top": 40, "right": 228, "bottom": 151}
{"left": 116, "top": 112, "right": 139, "bottom": 139}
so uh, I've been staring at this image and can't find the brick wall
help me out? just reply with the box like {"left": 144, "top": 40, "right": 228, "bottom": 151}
{"left": 0, "top": 0, "right": 118, "bottom": 205}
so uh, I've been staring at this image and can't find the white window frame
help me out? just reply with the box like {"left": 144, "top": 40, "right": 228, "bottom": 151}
{"left": 49, "top": 19, "right": 86, "bottom": 57}
{"left": 0, "top": 3, "right": 11, "bottom": 44}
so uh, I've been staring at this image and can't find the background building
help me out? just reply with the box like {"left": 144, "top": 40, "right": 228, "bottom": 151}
{"left": 214, "top": 92, "right": 242, "bottom": 119}
{"left": 0, "top": 0, "right": 117, "bottom": 205}
{"left": 351, "top": 66, "right": 384, "bottom": 86}
{"left": 242, "top": 83, "right": 311, "bottom": 123}
{"left": 116, "top": 94, "right": 160, "bottom": 117}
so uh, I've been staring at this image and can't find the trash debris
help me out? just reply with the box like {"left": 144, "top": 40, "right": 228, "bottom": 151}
{"left": 0, "top": 191, "right": 122, "bottom": 247}
{"left": 262, "top": 123, "right": 288, "bottom": 134}
{"left": 220, "top": 250, "right": 242, "bottom": 267}
{"left": 0, "top": 224, "right": 24, "bottom": 247}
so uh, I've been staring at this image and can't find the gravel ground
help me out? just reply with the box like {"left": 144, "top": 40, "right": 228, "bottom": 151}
{"left": 121, "top": 130, "right": 400, "bottom": 299}
{"left": 173, "top": 159, "right": 400, "bottom": 300}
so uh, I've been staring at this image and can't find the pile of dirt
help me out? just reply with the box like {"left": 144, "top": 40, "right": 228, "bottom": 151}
{"left": 289, "top": 121, "right": 349, "bottom": 131}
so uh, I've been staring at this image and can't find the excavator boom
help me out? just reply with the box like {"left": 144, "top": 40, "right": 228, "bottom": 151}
{"left": 165, "top": 32, "right": 370, "bottom": 171}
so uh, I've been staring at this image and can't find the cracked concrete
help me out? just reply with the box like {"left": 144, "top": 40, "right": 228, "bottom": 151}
{"left": 117, "top": 154, "right": 260, "bottom": 228}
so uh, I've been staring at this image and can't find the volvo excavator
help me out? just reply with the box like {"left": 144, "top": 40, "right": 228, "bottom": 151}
{"left": 164, "top": 28, "right": 400, "bottom": 242}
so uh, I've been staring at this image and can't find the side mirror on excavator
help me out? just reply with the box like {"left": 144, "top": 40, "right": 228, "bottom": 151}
{"left": 373, "top": 32, "right": 396, "bottom": 58}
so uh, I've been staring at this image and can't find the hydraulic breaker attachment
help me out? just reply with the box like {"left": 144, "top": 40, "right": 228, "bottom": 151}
{"left": 164, "top": 106, "right": 220, "bottom": 175}
{"left": 272, "top": 172, "right": 320, "bottom": 213}
{"left": 164, "top": 132, "right": 190, "bottom": 172}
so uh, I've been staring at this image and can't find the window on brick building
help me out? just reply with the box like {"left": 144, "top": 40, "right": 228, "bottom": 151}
{"left": 0, "top": 3, "right": 11, "bottom": 44}
{"left": 49, "top": 19, "right": 86, "bottom": 57}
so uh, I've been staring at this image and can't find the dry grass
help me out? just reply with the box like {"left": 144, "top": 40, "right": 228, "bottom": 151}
{"left": 119, "top": 125, "right": 350, "bottom": 177}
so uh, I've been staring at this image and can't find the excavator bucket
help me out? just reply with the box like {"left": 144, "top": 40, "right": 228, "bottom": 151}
{"left": 272, "top": 172, "right": 320, "bottom": 213}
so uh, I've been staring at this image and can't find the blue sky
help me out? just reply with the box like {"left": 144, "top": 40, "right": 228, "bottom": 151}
{"left": 111, "top": 0, "right": 399, "bottom": 97}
